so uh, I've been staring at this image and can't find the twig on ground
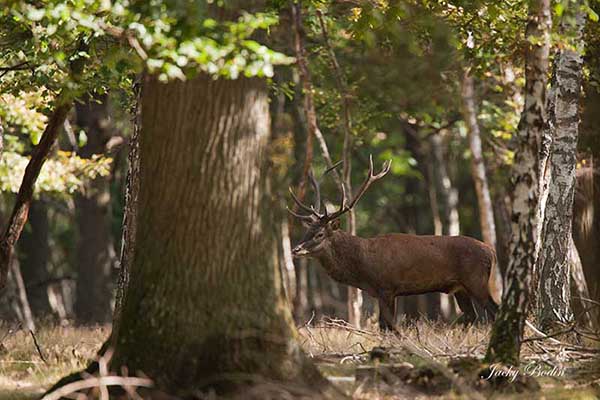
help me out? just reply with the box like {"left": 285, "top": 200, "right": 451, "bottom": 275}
{"left": 29, "top": 329, "right": 48, "bottom": 364}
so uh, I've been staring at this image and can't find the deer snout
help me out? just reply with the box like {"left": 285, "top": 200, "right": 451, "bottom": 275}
{"left": 292, "top": 244, "right": 309, "bottom": 257}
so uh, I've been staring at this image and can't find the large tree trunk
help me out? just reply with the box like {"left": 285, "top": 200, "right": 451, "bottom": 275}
{"left": 74, "top": 95, "right": 115, "bottom": 324}
{"left": 110, "top": 74, "right": 330, "bottom": 396}
{"left": 18, "top": 199, "right": 52, "bottom": 317}
{"left": 536, "top": 7, "right": 585, "bottom": 329}
{"left": 486, "top": 0, "right": 551, "bottom": 365}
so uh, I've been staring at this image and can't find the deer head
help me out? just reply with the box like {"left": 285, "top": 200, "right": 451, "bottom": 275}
{"left": 288, "top": 155, "right": 392, "bottom": 258}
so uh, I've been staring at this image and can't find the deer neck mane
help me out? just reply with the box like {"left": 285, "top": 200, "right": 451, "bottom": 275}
{"left": 314, "top": 231, "right": 365, "bottom": 286}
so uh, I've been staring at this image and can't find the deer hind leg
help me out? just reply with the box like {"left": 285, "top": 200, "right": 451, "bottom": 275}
{"left": 454, "top": 291, "right": 477, "bottom": 324}
{"left": 463, "top": 280, "right": 497, "bottom": 322}
{"left": 378, "top": 296, "right": 396, "bottom": 332}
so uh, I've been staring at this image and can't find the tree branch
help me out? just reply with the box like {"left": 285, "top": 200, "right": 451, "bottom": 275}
{"left": 0, "top": 100, "right": 72, "bottom": 290}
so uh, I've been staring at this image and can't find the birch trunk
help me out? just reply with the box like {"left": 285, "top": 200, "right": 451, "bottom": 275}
{"left": 486, "top": 0, "right": 551, "bottom": 365}
{"left": 536, "top": 8, "right": 585, "bottom": 329}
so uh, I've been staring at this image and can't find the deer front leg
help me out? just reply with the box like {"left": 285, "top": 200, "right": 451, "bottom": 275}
{"left": 378, "top": 296, "right": 396, "bottom": 332}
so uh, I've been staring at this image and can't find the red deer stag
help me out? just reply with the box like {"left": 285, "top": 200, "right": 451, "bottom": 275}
{"left": 288, "top": 156, "right": 501, "bottom": 330}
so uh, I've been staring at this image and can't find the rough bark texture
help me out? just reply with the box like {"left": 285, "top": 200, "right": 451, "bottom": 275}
{"left": 461, "top": 72, "right": 503, "bottom": 302}
{"left": 486, "top": 0, "right": 551, "bottom": 365}
{"left": 112, "top": 80, "right": 141, "bottom": 336}
{"left": 18, "top": 200, "right": 52, "bottom": 317}
{"left": 0, "top": 101, "right": 71, "bottom": 291}
{"left": 536, "top": 9, "right": 585, "bottom": 329}
{"left": 74, "top": 95, "right": 115, "bottom": 324}
{"left": 111, "top": 74, "right": 330, "bottom": 396}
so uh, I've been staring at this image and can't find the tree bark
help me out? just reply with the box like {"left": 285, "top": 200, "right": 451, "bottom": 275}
{"left": 113, "top": 80, "right": 141, "bottom": 333}
{"left": 486, "top": 0, "right": 551, "bottom": 365}
{"left": 110, "top": 74, "right": 332, "bottom": 396}
{"left": 74, "top": 95, "right": 115, "bottom": 324}
{"left": 0, "top": 101, "right": 71, "bottom": 291}
{"left": 536, "top": 8, "right": 585, "bottom": 329}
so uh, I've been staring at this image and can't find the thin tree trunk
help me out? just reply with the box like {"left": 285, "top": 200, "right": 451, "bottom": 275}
{"left": 486, "top": 0, "right": 551, "bottom": 365}
{"left": 462, "top": 72, "right": 497, "bottom": 248}
{"left": 461, "top": 71, "right": 503, "bottom": 304}
{"left": 536, "top": 8, "right": 585, "bottom": 329}
{"left": 74, "top": 95, "right": 115, "bottom": 324}
{"left": 109, "top": 80, "right": 142, "bottom": 351}
{"left": 316, "top": 9, "right": 362, "bottom": 327}
{"left": 429, "top": 133, "right": 460, "bottom": 237}
{"left": 110, "top": 73, "right": 333, "bottom": 396}
{"left": 426, "top": 162, "right": 443, "bottom": 236}
{"left": 18, "top": 200, "right": 52, "bottom": 317}
{"left": 281, "top": 219, "right": 297, "bottom": 304}
{"left": 0, "top": 101, "right": 71, "bottom": 290}
{"left": 10, "top": 256, "right": 36, "bottom": 332}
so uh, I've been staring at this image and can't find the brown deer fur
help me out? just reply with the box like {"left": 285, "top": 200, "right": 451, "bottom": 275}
{"left": 293, "top": 222, "right": 501, "bottom": 328}
{"left": 288, "top": 158, "right": 501, "bottom": 329}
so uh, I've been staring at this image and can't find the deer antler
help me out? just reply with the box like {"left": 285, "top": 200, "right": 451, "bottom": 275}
{"left": 287, "top": 169, "right": 323, "bottom": 221}
{"left": 325, "top": 155, "right": 392, "bottom": 222}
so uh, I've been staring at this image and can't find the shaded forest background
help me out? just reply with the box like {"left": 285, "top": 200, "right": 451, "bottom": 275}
{"left": 1, "top": 0, "right": 599, "bottom": 331}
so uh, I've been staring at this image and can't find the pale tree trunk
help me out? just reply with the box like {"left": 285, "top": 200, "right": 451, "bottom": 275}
{"left": 536, "top": 8, "right": 585, "bottom": 329}
{"left": 461, "top": 74, "right": 496, "bottom": 246}
{"left": 110, "top": 73, "right": 332, "bottom": 396}
{"left": 280, "top": 219, "right": 297, "bottom": 305}
{"left": 9, "top": 256, "right": 35, "bottom": 332}
{"left": 429, "top": 132, "right": 459, "bottom": 318}
{"left": 74, "top": 95, "right": 115, "bottom": 324}
{"left": 426, "top": 162, "right": 443, "bottom": 236}
{"left": 486, "top": 0, "right": 551, "bottom": 365}
{"left": 429, "top": 133, "right": 460, "bottom": 236}
{"left": 461, "top": 71, "right": 503, "bottom": 303}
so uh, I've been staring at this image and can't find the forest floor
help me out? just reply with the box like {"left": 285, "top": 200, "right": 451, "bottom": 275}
{"left": 0, "top": 318, "right": 598, "bottom": 399}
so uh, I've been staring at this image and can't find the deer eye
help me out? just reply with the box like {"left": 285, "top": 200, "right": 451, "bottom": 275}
{"left": 314, "top": 232, "right": 325, "bottom": 240}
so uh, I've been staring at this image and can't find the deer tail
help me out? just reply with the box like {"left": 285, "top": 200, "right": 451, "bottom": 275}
{"left": 488, "top": 248, "right": 503, "bottom": 305}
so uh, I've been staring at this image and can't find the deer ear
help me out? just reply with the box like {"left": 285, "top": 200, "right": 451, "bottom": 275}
{"left": 330, "top": 219, "right": 341, "bottom": 231}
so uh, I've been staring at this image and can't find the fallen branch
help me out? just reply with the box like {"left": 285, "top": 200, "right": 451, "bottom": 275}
{"left": 41, "top": 376, "right": 153, "bottom": 400}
